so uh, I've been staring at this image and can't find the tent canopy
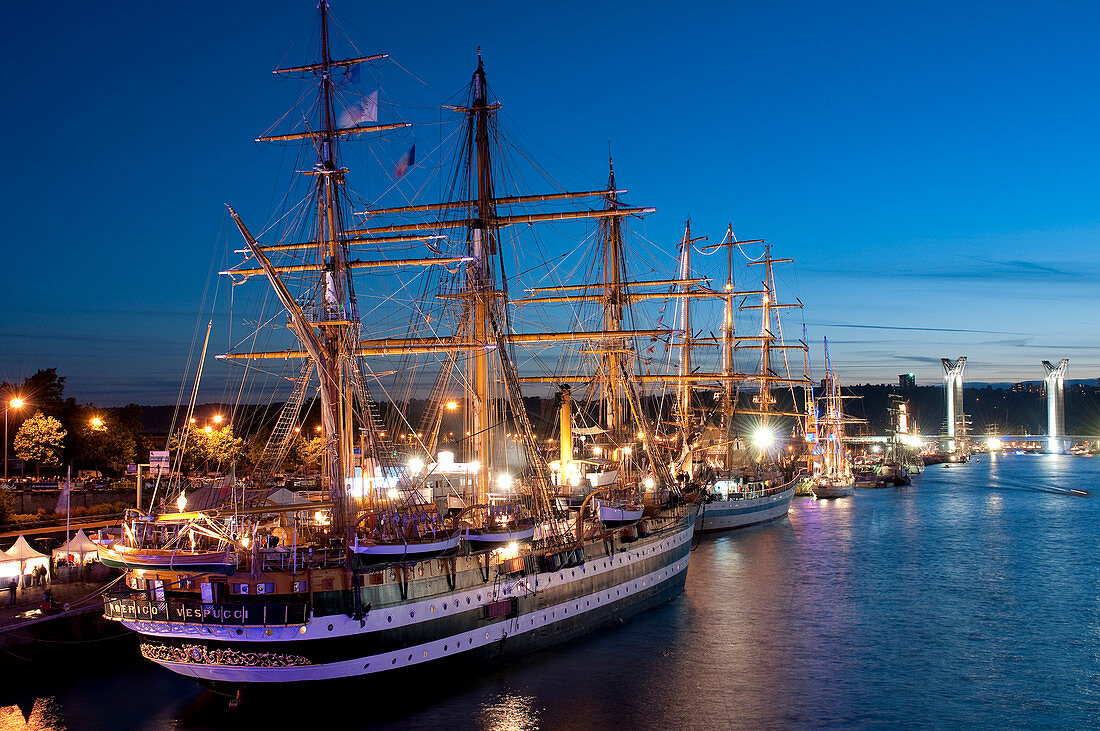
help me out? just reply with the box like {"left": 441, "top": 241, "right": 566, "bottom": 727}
{"left": 1, "top": 534, "right": 50, "bottom": 580}
{"left": 52, "top": 529, "right": 101, "bottom": 564}
{"left": 5, "top": 534, "right": 47, "bottom": 561}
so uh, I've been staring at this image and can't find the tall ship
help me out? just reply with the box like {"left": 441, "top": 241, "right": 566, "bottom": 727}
{"left": 100, "top": 3, "right": 697, "bottom": 692}
{"left": 810, "top": 339, "right": 855, "bottom": 499}
{"left": 677, "top": 231, "right": 809, "bottom": 532}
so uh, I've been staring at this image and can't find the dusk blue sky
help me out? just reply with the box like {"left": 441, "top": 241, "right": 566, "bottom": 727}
{"left": 2, "top": 1, "right": 1098, "bottom": 406}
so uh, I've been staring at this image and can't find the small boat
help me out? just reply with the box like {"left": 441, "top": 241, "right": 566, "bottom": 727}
{"left": 351, "top": 532, "right": 461, "bottom": 565}
{"left": 456, "top": 504, "right": 536, "bottom": 549}
{"left": 595, "top": 498, "right": 644, "bottom": 527}
{"left": 97, "top": 543, "right": 236, "bottom": 575}
{"left": 811, "top": 476, "right": 855, "bottom": 499}
{"left": 352, "top": 509, "right": 460, "bottom": 565}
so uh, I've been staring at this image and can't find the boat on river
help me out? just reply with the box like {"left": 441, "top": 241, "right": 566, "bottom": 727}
{"left": 101, "top": 2, "right": 696, "bottom": 692}
{"left": 810, "top": 340, "right": 855, "bottom": 499}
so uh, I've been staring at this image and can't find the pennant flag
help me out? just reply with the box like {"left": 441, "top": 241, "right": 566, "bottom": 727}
{"left": 338, "top": 89, "right": 378, "bottom": 128}
{"left": 394, "top": 143, "right": 416, "bottom": 178}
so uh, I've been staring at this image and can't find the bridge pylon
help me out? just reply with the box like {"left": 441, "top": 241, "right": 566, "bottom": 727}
{"left": 942, "top": 357, "right": 967, "bottom": 452}
{"left": 1042, "top": 359, "right": 1069, "bottom": 453}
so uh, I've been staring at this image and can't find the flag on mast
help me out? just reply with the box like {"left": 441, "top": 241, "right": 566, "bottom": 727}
{"left": 394, "top": 144, "right": 416, "bottom": 178}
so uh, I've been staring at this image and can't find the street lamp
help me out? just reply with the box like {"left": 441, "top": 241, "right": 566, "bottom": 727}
{"left": 213, "top": 414, "right": 223, "bottom": 425}
{"left": 4, "top": 397, "right": 26, "bottom": 482}
{"left": 90, "top": 417, "right": 105, "bottom": 430}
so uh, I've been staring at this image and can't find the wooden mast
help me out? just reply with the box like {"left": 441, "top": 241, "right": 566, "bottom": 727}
{"left": 317, "top": 1, "right": 350, "bottom": 534}
{"left": 468, "top": 50, "right": 495, "bottom": 503}
{"left": 601, "top": 157, "right": 626, "bottom": 451}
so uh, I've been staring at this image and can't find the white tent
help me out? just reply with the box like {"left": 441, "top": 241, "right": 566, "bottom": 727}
{"left": 2, "top": 534, "right": 50, "bottom": 586}
{"left": 52, "top": 529, "right": 101, "bottom": 565}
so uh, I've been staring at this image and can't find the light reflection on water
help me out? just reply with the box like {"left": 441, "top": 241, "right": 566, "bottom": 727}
{"left": 480, "top": 692, "right": 541, "bottom": 731}
{"left": 2, "top": 454, "right": 1098, "bottom": 729}
{"left": 0, "top": 697, "right": 64, "bottom": 731}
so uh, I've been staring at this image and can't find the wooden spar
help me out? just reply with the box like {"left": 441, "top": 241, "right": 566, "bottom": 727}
{"left": 251, "top": 233, "right": 446, "bottom": 254}
{"left": 516, "top": 373, "right": 810, "bottom": 385}
{"left": 274, "top": 54, "right": 387, "bottom": 75}
{"left": 223, "top": 256, "right": 472, "bottom": 281}
{"left": 344, "top": 206, "right": 655, "bottom": 235}
{"left": 734, "top": 343, "right": 808, "bottom": 350}
{"left": 746, "top": 257, "right": 794, "bottom": 266}
{"left": 257, "top": 122, "right": 410, "bottom": 142}
{"left": 739, "top": 302, "right": 803, "bottom": 310}
{"left": 357, "top": 189, "right": 626, "bottom": 217}
{"left": 515, "top": 289, "right": 752, "bottom": 306}
{"left": 524, "top": 277, "right": 709, "bottom": 294}
{"left": 219, "top": 328, "right": 670, "bottom": 360}
{"left": 700, "top": 237, "right": 765, "bottom": 250}
{"left": 356, "top": 329, "right": 670, "bottom": 350}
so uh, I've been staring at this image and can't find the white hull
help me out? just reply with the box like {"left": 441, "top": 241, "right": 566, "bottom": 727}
{"left": 696, "top": 482, "right": 796, "bottom": 532}
{"left": 124, "top": 521, "right": 694, "bottom": 684}
{"left": 811, "top": 480, "right": 854, "bottom": 499}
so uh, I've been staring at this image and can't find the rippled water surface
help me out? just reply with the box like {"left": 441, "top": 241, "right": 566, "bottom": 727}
{"left": 3, "top": 454, "right": 1098, "bottom": 729}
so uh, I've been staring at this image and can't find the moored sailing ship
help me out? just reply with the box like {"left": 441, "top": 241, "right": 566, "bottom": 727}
{"left": 810, "top": 340, "right": 855, "bottom": 499}
{"left": 682, "top": 231, "right": 808, "bottom": 531}
{"left": 100, "top": 3, "right": 696, "bottom": 690}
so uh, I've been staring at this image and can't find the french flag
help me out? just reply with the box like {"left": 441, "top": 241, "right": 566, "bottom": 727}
{"left": 394, "top": 144, "right": 416, "bottom": 178}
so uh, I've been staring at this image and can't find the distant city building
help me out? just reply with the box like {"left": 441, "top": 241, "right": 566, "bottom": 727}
{"left": 898, "top": 373, "right": 915, "bottom": 388}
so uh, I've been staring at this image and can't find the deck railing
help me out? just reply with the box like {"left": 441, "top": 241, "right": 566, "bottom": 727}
{"left": 104, "top": 596, "right": 309, "bottom": 626}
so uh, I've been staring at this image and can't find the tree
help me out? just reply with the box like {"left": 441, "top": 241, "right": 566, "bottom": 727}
{"left": 71, "top": 407, "right": 137, "bottom": 478}
{"left": 168, "top": 424, "right": 245, "bottom": 475}
{"left": 295, "top": 436, "right": 326, "bottom": 474}
{"left": 0, "top": 490, "right": 13, "bottom": 524}
{"left": 21, "top": 369, "right": 67, "bottom": 418}
{"left": 14, "top": 411, "right": 67, "bottom": 478}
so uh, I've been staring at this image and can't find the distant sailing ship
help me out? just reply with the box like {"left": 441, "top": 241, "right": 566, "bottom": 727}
{"left": 100, "top": 3, "right": 697, "bottom": 691}
{"left": 810, "top": 339, "right": 855, "bottom": 499}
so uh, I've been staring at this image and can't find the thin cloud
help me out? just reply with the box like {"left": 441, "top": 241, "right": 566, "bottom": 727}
{"left": 806, "top": 321, "right": 1013, "bottom": 335}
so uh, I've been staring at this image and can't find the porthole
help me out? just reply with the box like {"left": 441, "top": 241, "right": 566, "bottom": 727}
{"left": 430, "top": 606, "right": 435, "bottom": 613}
{"left": 485, "top": 632, "right": 489, "bottom": 639}
{"left": 392, "top": 658, "right": 397, "bottom": 665}
{"left": 422, "top": 651, "right": 427, "bottom": 658}
{"left": 265, "top": 629, "right": 273, "bottom": 636}
{"left": 444, "top": 644, "right": 448, "bottom": 651}
{"left": 466, "top": 597, "right": 471, "bottom": 604}
{"left": 410, "top": 610, "right": 415, "bottom": 618}
{"left": 387, "top": 615, "right": 393, "bottom": 623}
{"left": 364, "top": 662, "right": 370, "bottom": 668}
{"left": 299, "top": 626, "right": 307, "bottom": 634}
{"left": 235, "top": 629, "right": 243, "bottom": 636}
{"left": 328, "top": 624, "right": 334, "bottom": 631}
{"left": 477, "top": 594, "right": 482, "bottom": 602}
{"left": 408, "top": 653, "right": 413, "bottom": 661}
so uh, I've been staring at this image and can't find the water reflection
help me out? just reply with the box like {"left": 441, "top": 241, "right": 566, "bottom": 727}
{"left": 3, "top": 456, "right": 1098, "bottom": 728}
{"left": 480, "top": 692, "right": 541, "bottom": 731}
{"left": 0, "top": 697, "right": 63, "bottom": 731}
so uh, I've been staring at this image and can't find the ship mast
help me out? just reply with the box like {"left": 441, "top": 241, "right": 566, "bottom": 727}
{"left": 467, "top": 50, "right": 497, "bottom": 502}
{"left": 600, "top": 157, "right": 626, "bottom": 445}
{"left": 317, "top": 1, "right": 353, "bottom": 533}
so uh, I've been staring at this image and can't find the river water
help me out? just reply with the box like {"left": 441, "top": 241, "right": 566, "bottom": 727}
{"left": 3, "top": 453, "right": 1098, "bottom": 729}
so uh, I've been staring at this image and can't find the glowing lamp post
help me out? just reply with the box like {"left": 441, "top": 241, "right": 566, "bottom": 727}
{"left": 4, "top": 397, "right": 26, "bottom": 482}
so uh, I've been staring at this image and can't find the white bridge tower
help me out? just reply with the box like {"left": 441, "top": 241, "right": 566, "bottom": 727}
{"left": 942, "top": 357, "right": 966, "bottom": 452}
{"left": 1043, "top": 359, "right": 1068, "bottom": 453}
